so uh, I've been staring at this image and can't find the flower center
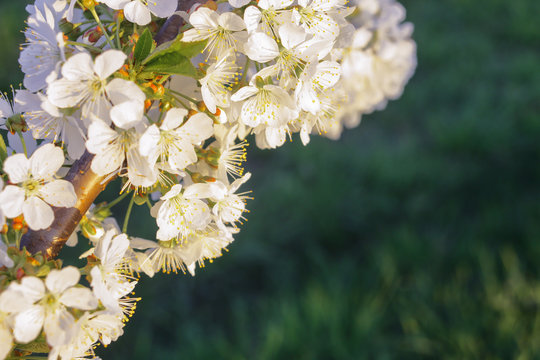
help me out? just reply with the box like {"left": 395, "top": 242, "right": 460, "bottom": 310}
{"left": 22, "top": 178, "right": 42, "bottom": 197}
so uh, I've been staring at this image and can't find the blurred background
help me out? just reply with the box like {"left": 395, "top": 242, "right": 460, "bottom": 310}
{"left": 2, "top": 0, "right": 540, "bottom": 358}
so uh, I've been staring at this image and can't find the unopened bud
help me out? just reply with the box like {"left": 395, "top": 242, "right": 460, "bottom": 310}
{"left": 115, "top": 10, "right": 124, "bottom": 23}
{"left": 85, "top": 26, "right": 103, "bottom": 43}
{"left": 82, "top": 0, "right": 96, "bottom": 10}
{"left": 203, "top": 0, "right": 218, "bottom": 11}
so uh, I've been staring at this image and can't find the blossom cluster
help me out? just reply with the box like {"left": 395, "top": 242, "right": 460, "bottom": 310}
{"left": 0, "top": 0, "right": 416, "bottom": 358}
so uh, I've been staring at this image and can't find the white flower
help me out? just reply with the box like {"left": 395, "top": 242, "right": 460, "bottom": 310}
{"left": 152, "top": 184, "right": 212, "bottom": 241}
{"left": 139, "top": 108, "right": 214, "bottom": 173}
{"left": 295, "top": 60, "right": 341, "bottom": 115}
{"left": 207, "top": 173, "right": 251, "bottom": 228}
{"left": 200, "top": 52, "right": 239, "bottom": 113}
{"left": 182, "top": 8, "right": 248, "bottom": 59}
{"left": 15, "top": 90, "right": 86, "bottom": 160}
{"left": 11, "top": 267, "right": 98, "bottom": 347}
{"left": 102, "top": 0, "right": 177, "bottom": 25}
{"left": 90, "top": 230, "right": 136, "bottom": 315}
{"left": 130, "top": 238, "right": 188, "bottom": 275}
{"left": 19, "top": 0, "right": 67, "bottom": 92}
{"left": 178, "top": 230, "right": 236, "bottom": 276}
{"left": 292, "top": 0, "right": 347, "bottom": 40}
{"left": 48, "top": 50, "right": 145, "bottom": 123}
{"left": 0, "top": 144, "right": 77, "bottom": 230}
{"left": 231, "top": 79, "right": 298, "bottom": 128}
{"left": 243, "top": 0, "right": 294, "bottom": 35}
{"left": 86, "top": 103, "right": 156, "bottom": 188}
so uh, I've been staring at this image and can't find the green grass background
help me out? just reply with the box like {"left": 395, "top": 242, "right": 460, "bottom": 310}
{"left": 2, "top": 0, "right": 540, "bottom": 358}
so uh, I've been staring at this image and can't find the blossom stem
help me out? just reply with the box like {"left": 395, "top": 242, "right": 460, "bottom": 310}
{"left": 66, "top": 40, "right": 103, "bottom": 53}
{"left": 168, "top": 89, "right": 198, "bottom": 105}
{"left": 17, "top": 131, "right": 27, "bottom": 157}
{"left": 122, "top": 193, "right": 136, "bottom": 233}
{"left": 88, "top": 6, "right": 116, "bottom": 49}
{"left": 115, "top": 15, "right": 122, "bottom": 49}
{"left": 146, "top": 197, "right": 153, "bottom": 212}
{"left": 105, "top": 191, "right": 129, "bottom": 209}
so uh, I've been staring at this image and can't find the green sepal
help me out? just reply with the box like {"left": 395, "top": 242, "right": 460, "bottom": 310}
{"left": 133, "top": 28, "right": 154, "bottom": 65}
{"left": 15, "top": 334, "right": 50, "bottom": 353}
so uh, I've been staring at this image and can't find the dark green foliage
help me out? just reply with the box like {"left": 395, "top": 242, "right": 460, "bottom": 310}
{"left": 1, "top": 0, "right": 539, "bottom": 359}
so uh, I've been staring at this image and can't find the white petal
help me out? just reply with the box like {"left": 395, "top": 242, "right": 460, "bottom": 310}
{"left": 106, "top": 78, "right": 146, "bottom": 106}
{"left": 231, "top": 86, "right": 258, "bottom": 102}
{"left": 3, "top": 154, "right": 29, "bottom": 183}
{"left": 148, "top": 0, "right": 177, "bottom": 18}
{"left": 161, "top": 108, "right": 188, "bottom": 131}
{"left": 139, "top": 124, "right": 160, "bottom": 162}
{"left": 86, "top": 119, "right": 118, "bottom": 154}
{"left": 189, "top": 7, "right": 219, "bottom": 29}
{"left": 61, "top": 52, "right": 93, "bottom": 81}
{"left": 102, "top": 233, "right": 130, "bottom": 266}
{"left": 243, "top": 6, "right": 261, "bottom": 33}
{"left": 23, "top": 196, "right": 54, "bottom": 230}
{"left": 30, "top": 143, "right": 64, "bottom": 180}
{"left": 46, "top": 266, "right": 80, "bottom": 294}
{"left": 102, "top": 0, "right": 130, "bottom": 10}
{"left": 124, "top": 1, "right": 152, "bottom": 26}
{"left": 244, "top": 32, "right": 279, "bottom": 63}
{"left": 59, "top": 287, "right": 98, "bottom": 310}
{"left": 177, "top": 112, "right": 214, "bottom": 143}
{"left": 0, "top": 186, "right": 24, "bottom": 218}
{"left": 43, "top": 309, "right": 75, "bottom": 347}
{"left": 93, "top": 50, "right": 127, "bottom": 79}
{"left": 127, "top": 147, "right": 157, "bottom": 187}
{"left": 218, "top": 12, "right": 246, "bottom": 32}
{"left": 14, "top": 306, "right": 44, "bottom": 343}
{"left": 9, "top": 276, "right": 45, "bottom": 304}
{"left": 0, "top": 325, "right": 13, "bottom": 360}
{"left": 47, "top": 79, "right": 88, "bottom": 109}
{"left": 110, "top": 100, "right": 143, "bottom": 129}
{"left": 38, "top": 180, "right": 77, "bottom": 208}
{"left": 229, "top": 0, "right": 251, "bottom": 7}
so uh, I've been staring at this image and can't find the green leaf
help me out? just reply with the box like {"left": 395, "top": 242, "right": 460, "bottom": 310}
{"left": 139, "top": 35, "right": 207, "bottom": 78}
{"left": 143, "top": 35, "right": 207, "bottom": 65}
{"left": 133, "top": 28, "right": 154, "bottom": 65}
{"left": 142, "top": 53, "right": 198, "bottom": 78}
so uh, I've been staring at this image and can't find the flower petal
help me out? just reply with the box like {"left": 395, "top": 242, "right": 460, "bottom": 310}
{"left": 147, "top": 0, "right": 177, "bottom": 18}
{"left": 124, "top": 1, "right": 152, "bottom": 26}
{"left": 30, "top": 143, "right": 64, "bottom": 180}
{"left": 3, "top": 154, "right": 29, "bottom": 183}
{"left": 38, "top": 180, "right": 77, "bottom": 208}
{"left": 45, "top": 266, "right": 80, "bottom": 294}
{"left": 0, "top": 185, "right": 25, "bottom": 218}
{"left": 93, "top": 50, "right": 127, "bottom": 79}
{"left": 23, "top": 196, "right": 54, "bottom": 230}
{"left": 59, "top": 287, "right": 98, "bottom": 310}
{"left": 14, "top": 305, "right": 44, "bottom": 344}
